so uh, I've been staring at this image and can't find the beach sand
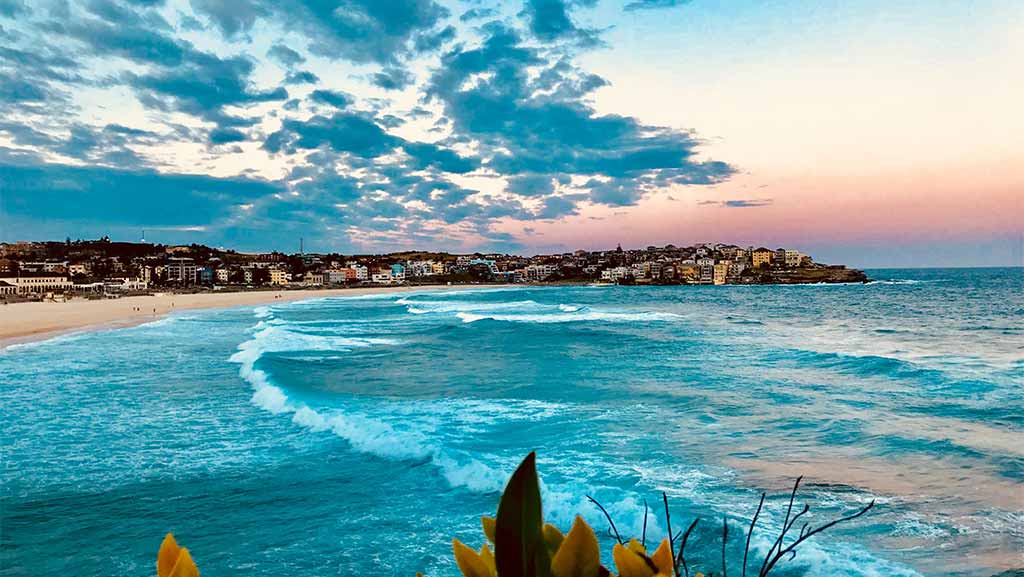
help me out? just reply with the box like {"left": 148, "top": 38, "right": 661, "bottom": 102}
{"left": 0, "top": 285, "right": 470, "bottom": 347}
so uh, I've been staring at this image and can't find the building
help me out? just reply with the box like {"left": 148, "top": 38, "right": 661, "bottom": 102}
{"left": 104, "top": 277, "right": 149, "bottom": 292}
{"left": 371, "top": 271, "right": 395, "bottom": 284}
{"left": 216, "top": 268, "right": 231, "bottom": 283}
{"left": 346, "top": 263, "right": 368, "bottom": 280}
{"left": 600, "top": 266, "right": 630, "bottom": 282}
{"left": 784, "top": 250, "right": 803, "bottom": 267}
{"left": 390, "top": 263, "right": 406, "bottom": 281}
{"left": 325, "top": 268, "right": 357, "bottom": 284}
{"left": 752, "top": 248, "right": 773, "bottom": 268}
{"left": 166, "top": 258, "right": 198, "bottom": 284}
{"left": 699, "top": 265, "right": 714, "bottom": 284}
{"left": 524, "top": 264, "right": 556, "bottom": 281}
{"left": 713, "top": 262, "right": 730, "bottom": 285}
{"left": 269, "top": 269, "right": 289, "bottom": 286}
{"left": 0, "top": 275, "right": 74, "bottom": 295}
{"left": 0, "top": 280, "right": 16, "bottom": 295}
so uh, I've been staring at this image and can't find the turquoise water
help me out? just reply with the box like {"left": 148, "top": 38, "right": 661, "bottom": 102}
{"left": 2, "top": 268, "right": 1021, "bottom": 577}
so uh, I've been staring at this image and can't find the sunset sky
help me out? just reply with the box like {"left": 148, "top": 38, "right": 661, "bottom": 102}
{"left": 1, "top": 0, "right": 1021, "bottom": 267}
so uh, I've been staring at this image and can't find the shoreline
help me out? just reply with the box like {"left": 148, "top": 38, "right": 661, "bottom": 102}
{"left": 0, "top": 285, "right": 483, "bottom": 349}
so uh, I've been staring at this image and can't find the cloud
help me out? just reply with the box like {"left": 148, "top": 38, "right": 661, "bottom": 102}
{"left": 520, "top": 0, "right": 600, "bottom": 45}
{"left": 370, "top": 66, "right": 415, "bottom": 90}
{"left": 310, "top": 89, "right": 353, "bottom": 109}
{"left": 190, "top": 0, "right": 451, "bottom": 64}
{"left": 0, "top": 0, "right": 735, "bottom": 251}
{"left": 189, "top": 0, "right": 267, "bottom": 37}
{"left": 0, "top": 0, "right": 29, "bottom": 18}
{"left": 284, "top": 70, "right": 319, "bottom": 84}
{"left": 506, "top": 174, "right": 555, "bottom": 196}
{"left": 624, "top": 0, "right": 691, "bottom": 11}
{"left": 428, "top": 25, "right": 732, "bottom": 210}
{"left": 0, "top": 161, "right": 281, "bottom": 226}
{"left": 698, "top": 198, "right": 773, "bottom": 208}
{"left": 264, "top": 112, "right": 399, "bottom": 157}
{"left": 267, "top": 43, "right": 305, "bottom": 67}
{"left": 461, "top": 7, "right": 498, "bottom": 21}
{"left": 209, "top": 126, "right": 247, "bottom": 144}
{"left": 129, "top": 50, "right": 288, "bottom": 128}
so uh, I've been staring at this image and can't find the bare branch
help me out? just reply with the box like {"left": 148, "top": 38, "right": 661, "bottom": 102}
{"left": 761, "top": 500, "right": 875, "bottom": 576}
{"left": 587, "top": 495, "right": 623, "bottom": 545}
{"left": 674, "top": 517, "right": 700, "bottom": 577}
{"left": 722, "top": 517, "right": 729, "bottom": 577}
{"left": 642, "top": 498, "right": 649, "bottom": 550}
{"left": 663, "top": 492, "right": 677, "bottom": 577}
{"left": 742, "top": 493, "right": 765, "bottom": 577}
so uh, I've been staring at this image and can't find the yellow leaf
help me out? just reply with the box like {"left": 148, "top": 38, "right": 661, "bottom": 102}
{"left": 649, "top": 538, "right": 673, "bottom": 576}
{"left": 551, "top": 516, "right": 601, "bottom": 577}
{"left": 626, "top": 539, "right": 646, "bottom": 554}
{"left": 613, "top": 543, "right": 656, "bottom": 577}
{"left": 167, "top": 548, "right": 199, "bottom": 577}
{"left": 480, "top": 543, "right": 496, "bottom": 574}
{"left": 453, "top": 539, "right": 493, "bottom": 577}
{"left": 481, "top": 516, "right": 496, "bottom": 543}
{"left": 157, "top": 534, "right": 181, "bottom": 577}
{"left": 544, "top": 523, "right": 565, "bottom": 552}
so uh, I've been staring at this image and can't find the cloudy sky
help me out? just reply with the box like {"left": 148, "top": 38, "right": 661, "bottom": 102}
{"left": 1, "top": 0, "right": 1021, "bottom": 266}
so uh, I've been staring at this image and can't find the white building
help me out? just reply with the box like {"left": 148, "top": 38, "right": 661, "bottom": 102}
{"left": 600, "top": 267, "right": 630, "bottom": 282}
{"left": 0, "top": 275, "right": 73, "bottom": 294}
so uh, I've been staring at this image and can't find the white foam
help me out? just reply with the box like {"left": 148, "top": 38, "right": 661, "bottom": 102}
{"left": 228, "top": 320, "right": 509, "bottom": 493}
{"left": 456, "top": 310, "right": 681, "bottom": 324}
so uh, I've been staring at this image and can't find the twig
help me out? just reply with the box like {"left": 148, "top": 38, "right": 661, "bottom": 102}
{"left": 642, "top": 498, "right": 649, "bottom": 549}
{"left": 663, "top": 492, "right": 676, "bottom": 577}
{"left": 674, "top": 517, "right": 700, "bottom": 577}
{"left": 587, "top": 495, "right": 623, "bottom": 544}
{"left": 742, "top": 493, "right": 765, "bottom": 577}
{"left": 758, "top": 477, "right": 802, "bottom": 577}
{"left": 760, "top": 500, "right": 875, "bottom": 576}
{"left": 722, "top": 517, "right": 729, "bottom": 577}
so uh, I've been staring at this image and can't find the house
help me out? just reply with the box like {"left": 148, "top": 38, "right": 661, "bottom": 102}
{"left": 784, "top": 250, "right": 803, "bottom": 267}
{"left": 752, "top": 248, "right": 773, "bottom": 268}
{"left": 269, "top": 269, "right": 289, "bottom": 285}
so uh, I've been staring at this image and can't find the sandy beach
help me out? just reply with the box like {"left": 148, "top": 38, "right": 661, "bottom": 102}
{"left": 0, "top": 285, "right": 471, "bottom": 347}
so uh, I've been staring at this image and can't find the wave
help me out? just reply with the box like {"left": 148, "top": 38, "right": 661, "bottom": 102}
{"left": 866, "top": 279, "right": 944, "bottom": 285}
{"left": 456, "top": 310, "right": 681, "bottom": 324}
{"left": 228, "top": 321, "right": 508, "bottom": 493}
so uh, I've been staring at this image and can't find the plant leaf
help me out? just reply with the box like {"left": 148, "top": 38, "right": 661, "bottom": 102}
{"left": 495, "top": 452, "right": 550, "bottom": 577}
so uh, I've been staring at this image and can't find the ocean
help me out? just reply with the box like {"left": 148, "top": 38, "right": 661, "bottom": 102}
{"left": 2, "top": 267, "right": 1021, "bottom": 577}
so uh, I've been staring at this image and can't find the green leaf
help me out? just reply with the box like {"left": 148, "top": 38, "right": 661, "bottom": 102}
{"left": 495, "top": 452, "right": 551, "bottom": 577}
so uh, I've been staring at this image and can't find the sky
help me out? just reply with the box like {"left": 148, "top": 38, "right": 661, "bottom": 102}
{"left": 0, "top": 0, "right": 1021, "bottom": 267}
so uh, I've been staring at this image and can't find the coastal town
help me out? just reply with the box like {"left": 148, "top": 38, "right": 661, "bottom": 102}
{"left": 0, "top": 238, "right": 868, "bottom": 301}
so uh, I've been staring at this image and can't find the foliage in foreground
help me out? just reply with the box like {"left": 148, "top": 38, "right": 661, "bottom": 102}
{"left": 155, "top": 452, "right": 873, "bottom": 577}
{"left": 439, "top": 452, "right": 874, "bottom": 577}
